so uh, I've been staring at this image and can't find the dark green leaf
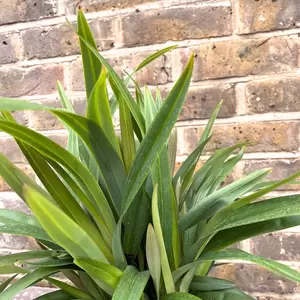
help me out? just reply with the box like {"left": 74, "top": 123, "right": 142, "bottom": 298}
{"left": 77, "top": 9, "right": 102, "bottom": 99}
{"left": 112, "top": 266, "right": 150, "bottom": 300}
{"left": 194, "top": 288, "right": 254, "bottom": 300}
{"left": 190, "top": 276, "right": 236, "bottom": 292}
{"left": 121, "top": 55, "right": 194, "bottom": 216}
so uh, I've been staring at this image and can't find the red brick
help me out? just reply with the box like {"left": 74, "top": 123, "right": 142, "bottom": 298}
{"left": 237, "top": 0, "right": 300, "bottom": 34}
{"left": 178, "top": 35, "right": 299, "bottom": 81}
{"left": 244, "top": 77, "right": 300, "bottom": 114}
{"left": 0, "top": 0, "right": 57, "bottom": 25}
{"left": 122, "top": 5, "right": 232, "bottom": 47}
{"left": 251, "top": 232, "right": 300, "bottom": 261}
{"left": 210, "top": 263, "right": 299, "bottom": 294}
{"left": 179, "top": 121, "right": 300, "bottom": 155}
{"left": 0, "top": 65, "right": 64, "bottom": 97}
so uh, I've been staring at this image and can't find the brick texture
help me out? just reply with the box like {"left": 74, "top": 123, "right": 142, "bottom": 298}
{"left": 179, "top": 121, "right": 300, "bottom": 155}
{"left": 121, "top": 5, "right": 232, "bottom": 47}
{"left": 251, "top": 232, "right": 300, "bottom": 261}
{"left": 0, "top": 65, "right": 64, "bottom": 97}
{"left": 244, "top": 77, "right": 300, "bottom": 114}
{"left": 0, "top": 0, "right": 300, "bottom": 299}
{"left": 237, "top": 0, "right": 300, "bottom": 34}
{"left": 178, "top": 35, "right": 299, "bottom": 81}
{"left": 210, "top": 263, "right": 299, "bottom": 294}
{"left": 65, "top": 0, "right": 160, "bottom": 14}
{"left": 242, "top": 159, "right": 300, "bottom": 190}
{"left": 0, "top": 0, "right": 57, "bottom": 25}
{"left": 0, "top": 33, "right": 21, "bottom": 64}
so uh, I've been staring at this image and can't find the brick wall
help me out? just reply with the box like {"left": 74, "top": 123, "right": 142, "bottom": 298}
{"left": 0, "top": 0, "right": 300, "bottom": 299}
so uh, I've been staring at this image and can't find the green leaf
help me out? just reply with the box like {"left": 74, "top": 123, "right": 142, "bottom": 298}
{"left": 18, "top": 146, "right": 107, "bottom": 253}
{"left": 190, "top": 276, "right": 236, "bottom": 292}
{"left": 152, "top": 185, "right": 175, "bottom": 294}
{"left": 119, "top": 92, "right": 136, "bottom": 173}
{"left": 52, "top": 110, "right": 126, "bottom": 215}
{"left": 135, "top": 45, "right": 177, "bottom": 72}
{"left": 0, "top": 267, "right": 61, "bottom": 300}
{"left": 77, "top": 8, "right": 102, "bottom": 99}
{"left": 75, "top": 258, "right": 123, "bottom": 289}
{"left": 24, "top": 185, "right": 111, "bottom": 263}
{"left": 181, "top": 249, "right": 300, "bottom": 283}
{"left": 0, "top": 98, "right": 49, "bottom": 110}
{"left": 204, "top": 216, "right": 300, "bottom": 254}
{"left": 35, "top": 290, "right": 75, "bottom": 300}
{"left": 57, "top": 81, "right": 79, "bottom": 158}
{"left": 194, "top": 288, "right": 254, "bottom": 300}
{"left": 168, "top": 129, "right": 177, "bottom": 177}
{"left": 161, "top": 292, "right": 202, "bottom": 300}
{"left": 112, "top": 266, "right": 150, "bottom": 300}
{"left": 0, "top": 151, "right": 53, "bottom": 204}
{"left": 179, "top": 169, "right": 270, "bottom": 231}
{"left": 121, "top": 54, "right": 194, "bottom": 216}
{"left": 112, "top": 221, "right": 127, "bottom": 270}
{"left": 206, "top": 194, "right": 300, "bottom": 236}
{"left": 152, "top": 146, "right": 180, "bottom": 270}
{"left": 0, "top": 265, "right": 29, "bottom": 275}
{"left": 0, "top": 119, "right": 115, "bottom": 238}
{"left": 146, "top": 224, "right": 161, "bottom": 298}
{"left": 87, "top": 68, "right": 121, "bottom": 158}
{"left": 123, "top": 188, "right": 150, "bottom": 256}
{"left": 0, "top": 209, "right": 51, "bottom": 242}
{"left": 23, "top": 258, "right": 73, "bottom": 267}
{"left": 45, "top": 158, "right": 112, "bottom": 246}
{"left": 0, "top": 275, "right": 17, "bottom": 293}
{"left": 46, "top": 277, "right": 93, "bottom": 300}
{"left": 73, "top": 11, "right": 145, "bottom": 134}
{"left": 0, "top": 250, "right": 64, "bottom": 266}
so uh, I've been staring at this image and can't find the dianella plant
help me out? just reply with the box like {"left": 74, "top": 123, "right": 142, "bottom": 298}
{"left": 0, "top": 10, "right": 300, "bottom": 300}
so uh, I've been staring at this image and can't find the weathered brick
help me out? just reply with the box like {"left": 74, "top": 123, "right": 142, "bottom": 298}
{"left": 70, "top": 50, "right": 171, "bottom": 91}
{"left": 177, "top": 84, "right": 236, "bottom": 121}
{"left": 210, "top": 263, "right": 299, "bottom": 294}
{"left": 237, "top": 0, "right": 300, "bottom": 34}
{"left": 178, "top": 35, "right": 299, "bottom": 81}
{"left": 0, "top": 138, "right": 26, "bottom": 163}
{"left": 22, "top": 25, "right": 79, "bottom": 60}
{"left": 22, "top": 19, "right": 114, "bottom": 60}
{"left": 0, "top": 164, "right": 35, "bottom": 192}
{"left": 65, "top": 0, "right": 160, "bottom": 14}
{"left": 251, "top": 232, "right": 300, "bottom": 261}
{"left": 122, "top": 5, "right": 232, "bottom": 47}
{"left": 0, "top": 65, "right": 64, "bottom": 97}
{"left": 242, "top": 159, "right": 300, "bottom": 190}
{"left": 0, "top": 1, "right": 57, "bottom": 25}
{"left": 0, "top": 33, "right": 21, "bottom": 64}
{"left": 179, "top": 121, "right": 300, "bottom": 155}
{"left": 243, "top": 77, "right": 300, "bottom": 114}
{"left": 28, "top": 99, "right": 65, "bottom": 130}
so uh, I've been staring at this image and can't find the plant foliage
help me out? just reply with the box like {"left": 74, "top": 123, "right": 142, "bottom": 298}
{"left": 0, "top": 10, "right": 299, "bottom": 300}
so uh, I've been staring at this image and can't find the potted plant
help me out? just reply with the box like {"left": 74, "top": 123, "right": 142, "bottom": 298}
{"left": 0, "top": 10, "right": 299, "bottom": 300}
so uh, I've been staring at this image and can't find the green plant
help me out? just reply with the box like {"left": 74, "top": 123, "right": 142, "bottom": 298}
{"left": 0, "top": 10, "right": 299, "bottom": 300}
